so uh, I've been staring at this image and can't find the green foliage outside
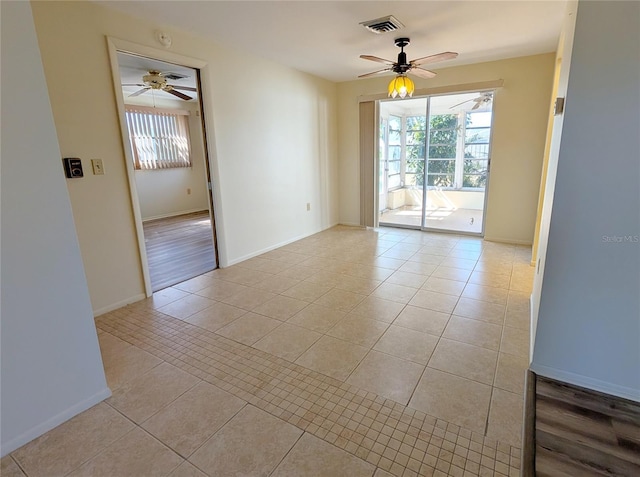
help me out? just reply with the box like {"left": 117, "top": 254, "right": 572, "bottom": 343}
{"left": 405, "top": 113, "right": 488, "bottom": 189}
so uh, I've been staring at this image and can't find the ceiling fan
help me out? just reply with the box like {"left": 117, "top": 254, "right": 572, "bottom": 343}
{"left": 359, "top": 37, "right": 458, "bottom": 79}
{"left": 450, "top": 92, "right": 493, "bottom": 110}
{"left": 122, "top": 70, "right": 197, "bottom": 101}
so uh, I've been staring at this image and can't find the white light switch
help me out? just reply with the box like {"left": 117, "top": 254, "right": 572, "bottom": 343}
{"left": 91, "top": 159, "right": 104, "bottom": 175}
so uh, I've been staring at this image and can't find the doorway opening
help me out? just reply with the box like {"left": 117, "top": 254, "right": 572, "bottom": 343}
{"left": 115, "top": 51, "right": 218, "bottom": 292}
{"left": 378, "top": 90, "right": 494, "bottom": 235}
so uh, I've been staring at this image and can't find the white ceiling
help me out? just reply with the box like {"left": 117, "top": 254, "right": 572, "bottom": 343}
{"left": 98, "top": 1, "right": 567, "bottom": 83}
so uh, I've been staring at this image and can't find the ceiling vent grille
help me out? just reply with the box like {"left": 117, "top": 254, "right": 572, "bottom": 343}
{"left": 164, "top": 72, "right": 189, "bottom": 81}
{"left": 360, "top": 15, "right": 404, "bottom": 34}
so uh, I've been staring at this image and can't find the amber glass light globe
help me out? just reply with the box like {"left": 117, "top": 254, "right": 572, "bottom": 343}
{"left": 388, "top": 75, "right": 415, "bottom": 99}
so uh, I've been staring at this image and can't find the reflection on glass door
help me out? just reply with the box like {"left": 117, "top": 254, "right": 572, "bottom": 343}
{"left": 377, "top": 91, "right": 493, "bottom": 234}
{"left": 424, "top": 92, "right": 493, "bottom": 234}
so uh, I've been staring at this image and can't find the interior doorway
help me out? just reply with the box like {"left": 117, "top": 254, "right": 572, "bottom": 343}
{"left": 114, "top": 51, "right": 218, "bottom": 292}
{"left": 378, "top": 90, "right": 494, "bottom": 235}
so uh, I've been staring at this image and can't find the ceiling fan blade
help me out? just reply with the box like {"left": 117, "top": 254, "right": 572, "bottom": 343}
{"left": 170, "top": 85, "right": 198, "bottom": 92}
{"left": 411, "top": 51, "right": 458, "bottom": 66}
{"left": 449, "top": 99, "right": 473, "bottom": 109}
{"left": 409, "top": 67, "right": 437, "bottom": 79}
{"left": 165, "top": 88, "right": 193, "bottom": 101}
{"left": 472, "top": 102, "right": 482, "bottom": 110}
{"left": 122, "top": 83, "right": 145, "bottom": 87}
{"left": 129, "top": 87, "right": 150, "bottom": 97}
{"left": 358, "top": 68, "right": 393, "bottom": 78}
{"left": 360, "top": 55, "right": 395, "bottom": 65}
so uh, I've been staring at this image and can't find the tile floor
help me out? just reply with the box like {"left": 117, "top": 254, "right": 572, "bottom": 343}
{"left": 2, "top": 225, "right": 533, "bottom": 477}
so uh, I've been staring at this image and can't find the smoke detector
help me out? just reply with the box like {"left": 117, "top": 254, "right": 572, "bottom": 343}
{"left": 360, "top": 15, "right": 404, "bottom": 34}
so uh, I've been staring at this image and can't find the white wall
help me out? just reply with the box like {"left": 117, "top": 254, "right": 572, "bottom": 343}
{"left": 31, "top": 1, "right": 339, "bottom": 313}
{"left": 126, "top": 97, "right": 210, "bottom": 221}
{"left": 0, "top": 1, "right": 110, "bottom": 456}
{"left": 531, "top": 1, "right": 640, "bottom": 401}
{"left": 337, "top": 54, "right": 555, "bottom": 243}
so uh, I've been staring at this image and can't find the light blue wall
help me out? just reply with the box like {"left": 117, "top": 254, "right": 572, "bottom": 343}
{"left": 0, "top": 1, "right": 110, "bottom": 455}
{"left": 531, "top": 0, "right": 640, "bottom": 401}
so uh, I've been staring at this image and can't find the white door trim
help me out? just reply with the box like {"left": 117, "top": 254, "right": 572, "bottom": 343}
{"left": 106, "top": 37, "right": 224, "bottom": 296}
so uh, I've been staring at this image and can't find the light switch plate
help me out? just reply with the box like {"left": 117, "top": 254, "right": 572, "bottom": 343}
{"left": 91, "top": 159, "right": 104, "bottom": 175}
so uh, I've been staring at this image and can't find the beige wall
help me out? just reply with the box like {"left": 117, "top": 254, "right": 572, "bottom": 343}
{"left": 337, "top": 54, "right": 555, "bottom": 243}
{"left": 31, "top": 0, "right": 339, "bottom": 314}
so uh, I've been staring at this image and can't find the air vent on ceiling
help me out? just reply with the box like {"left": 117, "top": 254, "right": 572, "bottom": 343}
{"left": 360, "top": 15, "right": 404, "bottom": 34}
{"left": 163, "top": 72, "right": 189, "bottom": 81}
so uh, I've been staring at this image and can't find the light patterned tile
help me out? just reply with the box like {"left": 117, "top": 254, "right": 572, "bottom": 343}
{"left": 295, "top": 336, "right": 368, "bottom": 381}
{"left": 253, "top": 295, "right": 309, "bottom": 321}
{"left": 393, "top": 306, "right": 451, "bottom": 337}
{"left": 409, "top": 290, "right": 459, "bottom": 314}
{"left": 271, "top": 433, "right": 375, "bottom": 477}
{"left": 190, "top": 406, "right": 302, "bottom": 477}
{"left": 351, "top": 296, "right": 405, "bottom": 323}
{"left": 12, "top": 403, "right": 134, "bottom": 477}
{"left": 142, "top": 382, "right": 245, "bottom": 457}
{"left": 347, "top": 351, "right": 424, "bottom": 404}
{"left": 67, "top": 428, "right": 182, "bottom": 477}
{"left": 215, "top": 312, "right": 282, "bottom": 346}
{"left": 286, "top": 303, "right": 346, "bottom": 332}
{"left": 442, "top": 316, "right": 503, "bottom": 351}
{"left": 373, "top": 325, "right": 438, "bottom": 365}
{"left": 428, "top": 338, "right": 498, "bottom": 385}
{"left": 314, "top": 288, "right": 367, "bottom": 312}
{"left": 409, "top": 369, "right": 492, "bottom": 434}
{"left": 254, "top": 323, "right": 322, "bottom": 361}
{"left": 107, "top": 363, "right": 199, "bottom": 423}
{"left": 326, "top": 314, "right": 389, "bottom": 347}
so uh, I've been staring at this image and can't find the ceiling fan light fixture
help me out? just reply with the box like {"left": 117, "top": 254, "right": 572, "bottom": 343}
{"left": 388, "top": 74, "right": 414, "bottom": 99}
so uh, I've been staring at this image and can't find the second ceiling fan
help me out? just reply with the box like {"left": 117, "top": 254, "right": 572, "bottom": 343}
{"left": 359, "top": 37, "right": 458, "bottom": 80}
{"left": 122, "top": 70, "right": 197, "bottom": 101}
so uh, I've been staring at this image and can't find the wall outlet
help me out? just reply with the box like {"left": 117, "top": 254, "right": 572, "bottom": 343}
{"left": 187, "top": 188, "right": 191, "bottom": 195}
{"left": 306, "top": 203, "right": 311, "bottom": 211}
{"left": 91, "top": 159, "right": 104, "bottom": 175}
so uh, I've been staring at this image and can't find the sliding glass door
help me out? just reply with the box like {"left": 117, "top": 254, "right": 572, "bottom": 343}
{"left": 378, "top": 91, "right": 494, "bottom": 235}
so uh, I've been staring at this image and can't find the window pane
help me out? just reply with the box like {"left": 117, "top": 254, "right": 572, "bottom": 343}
{"left": 388, "top": 175, "right": 401, "bottom": 188}
{"left": 427, "top": 174, "right": 454, "bottom": 187}
{"left": 430, "top": 114, "right": 458, "bottom": 130}
{"left": 429, "top": 145, "right": 456, "bottom": 159}
{"left": 389, "top": 145, "right": 401, "bottom": 160}
{"left": 389, "top": 115, "right": 402, "bottom": 130}
{"left": 464, "top": 159, "right": 487, "bottom": 173}
{"left": 427, "top": 159, "right": 455, "bottom": 174}
{"left": 407, "top": 116, "right": 426, "bottom": 131}
{"left": 389, "top": 130, "right": 401, "bottom": 145}
{"left": 406, "top": 144, "right": 424, "bottom": 159}
{"left": 406, "top": 131, "right": 425, "bottom": 146}
{"left": 464, "top": 144, "right": 489, "bottom": 159}
{"left": 388, "top": 161, "right": 401, "bottom": 174}
{"left": 465, "top": 128, "right": 491, "bottom": 144}
{"left": 463, "top": 174, "right": 487, "bottom": 188}
{"left": 467, "top": 111, "right": 492, "bottom": 128}
{"left": 406, "top": 157, "right": 423, "bottom": 173}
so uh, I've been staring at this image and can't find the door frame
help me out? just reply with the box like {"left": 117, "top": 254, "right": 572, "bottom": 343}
{"left": 361, "top": 80, "right": 504, "bottom": 232}
{"left": 420, "top": 90, "right": 497, "bottom": 237}
{"left": 106, "top": 37, "right": 223, "bottom": 297}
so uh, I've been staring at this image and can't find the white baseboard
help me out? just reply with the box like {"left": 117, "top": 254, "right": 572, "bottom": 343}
{"left": 529, "top": 363, "right": 640, "bottom": 403}
{"left": 93, "top": 293, "right": 146, "bottom": 317}
{"left": 142, "top": 208, "right": 208, "bottom": 222}
{"left": 483, "top": 235, "right": 533, "bottom": 246}
{"left": 0, "top": 387, "right": 112, "bottom": 457}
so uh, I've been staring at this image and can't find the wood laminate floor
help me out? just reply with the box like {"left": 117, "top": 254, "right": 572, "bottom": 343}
{"left": 143, "top": 211, "right": 216, "bottom": 291}
{"left": 535, "top": 375, "right": 640, "bottom": 476}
